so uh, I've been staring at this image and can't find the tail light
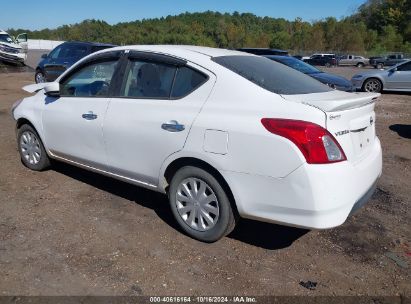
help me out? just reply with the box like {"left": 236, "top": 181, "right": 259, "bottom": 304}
{"left": 261, "top": 118, "right": 346, "bottom": 164}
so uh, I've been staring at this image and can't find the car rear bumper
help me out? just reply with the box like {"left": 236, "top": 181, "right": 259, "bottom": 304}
{"left": 222, "top": 137, "right": 382, "bottom": 229}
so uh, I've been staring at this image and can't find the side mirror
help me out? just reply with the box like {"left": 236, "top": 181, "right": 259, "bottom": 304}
{"left": 44, "top": 82, "right": 60, "bottom": 97}
{"left": 41, "top": 53, "right": 48, "bottom": 59}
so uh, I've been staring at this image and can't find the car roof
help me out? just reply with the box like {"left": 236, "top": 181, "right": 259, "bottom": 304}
{"left": 238, "top": 48, "right": 287, "bottom": 52}
{"left": 264, "top": 55, "right": 295, "bottom": 60}
{"left": 101, "top": 45, "right": 250, "bottom": 60}
{"left": 63, "top": 41, "right": 116, "bottom": 47}
{"left": 87, "top": 45, "right": 255, "bottom": 69}
{"left": 0, "top": 30, "right": 9, "bottom": 35}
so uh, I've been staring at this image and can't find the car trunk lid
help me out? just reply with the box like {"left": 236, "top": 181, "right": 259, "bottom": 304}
{"left": 282, "top": 91, "right": 379, "bottom": 163}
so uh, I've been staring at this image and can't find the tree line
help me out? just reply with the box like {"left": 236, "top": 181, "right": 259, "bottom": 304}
{"left": 7, "top": 0, "right": 411, "bottom": 56}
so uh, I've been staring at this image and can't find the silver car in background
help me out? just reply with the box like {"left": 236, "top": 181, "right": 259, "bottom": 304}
{"left": 338, "top": 55, "right": 369, "bottom": 68}
{"left": 352, "top": 60, "right": 411, "bottom": 93}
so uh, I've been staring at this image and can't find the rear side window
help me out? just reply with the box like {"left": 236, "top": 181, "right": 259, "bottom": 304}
{"left": 63, "top": 45, "right": 88, "bottom": 58}
{"left": 91, "top": 46, "right": 112, "bottom": 53}
{"left": 212, "top": 55, "right": 332, "bottom": 95}
{"left": 119, "top": 60, "right": 208, "bottom": 99}
{"left": 171, "top": 67, "right": 208, "bottom": 98}
{"left": 121, "top": 60, "right": 176, "bottom": 98}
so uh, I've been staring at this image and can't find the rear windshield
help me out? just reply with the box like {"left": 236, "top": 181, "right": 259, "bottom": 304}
{"left": 212, "top": 55, "right": 332, "bottom": 95}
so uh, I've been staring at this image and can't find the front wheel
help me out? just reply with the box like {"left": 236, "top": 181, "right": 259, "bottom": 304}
{"left": 363, "top": 78, "right": 382, "bottom": 93}
{"left": 35, "top": 71, "right": 46, "bottom": 83}
{"left": 17, "top": 124, "right": 50, "bottom": 171}
{"left": 169, "top": 166, "right": 236, "bottom": 242}
{"left": 376, "top": 63, "right": 384, "bottom": 69}
{"left": 356, "top": 62, "right": 364, "bottom": 68}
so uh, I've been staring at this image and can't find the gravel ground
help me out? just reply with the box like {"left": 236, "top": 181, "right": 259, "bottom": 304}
{"left": 0, "top": 68, "right": 410, "bottom": 297}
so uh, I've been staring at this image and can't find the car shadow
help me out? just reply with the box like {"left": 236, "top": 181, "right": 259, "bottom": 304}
{"left": 389, "top": 124, "right": 411, "bottom": 139}
{"left": 52, "top": 161, "right": 308, "bottom": 249}
{"left": 383, "top": 91, "right": 411, "bottom": 96}
{"left": 228, "top": 220, "right": 308, "bottom": 250}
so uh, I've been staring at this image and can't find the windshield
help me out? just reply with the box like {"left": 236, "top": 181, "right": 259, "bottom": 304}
{"left": 0, "top": 34, "right": 14, "bottom": 44}
{"left": 212, "top": 55, "right": 331, "bottom": 95}
{"left": 267, "top": 56, "right": 322, "bottom": 74}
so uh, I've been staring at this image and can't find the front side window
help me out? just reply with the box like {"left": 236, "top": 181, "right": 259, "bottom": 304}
{"left": 212, "top": 55, "right": 332, "bottom": 95}
{"left": 397, "top": 61, "right": 411, "bottom": 71}
{"left": 49, "top": 45, "right": 63, "bottom": 59}
{"left": 60, "top": 59, "right": 118, "bottom": 97}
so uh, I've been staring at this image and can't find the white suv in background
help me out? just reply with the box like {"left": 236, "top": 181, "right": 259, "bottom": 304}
{"left": 0, "top": 30, "right": 27, "bottom": 65}
{"left": 12, "top": 45, "right": 382, "bottom": 242}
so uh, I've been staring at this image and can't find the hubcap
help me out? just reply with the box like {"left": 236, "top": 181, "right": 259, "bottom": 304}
{"left": 364, "top": 80, "right": 381, "bottom": 92}
{"left": 20, "top": 131, "right": 41, "bottom": 165}
{"left": 36, "top": 73, "right": 45, "bottom": 83}
{"left": 175, "top": 178, "right": 220, "bottom": 232}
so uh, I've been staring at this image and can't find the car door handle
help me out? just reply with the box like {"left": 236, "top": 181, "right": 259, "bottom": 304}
{"left": 82, "top": 111, "right": 98, "bottom": 120}
{"left": 161, "top": 120, "right": 185, "bottom": 132}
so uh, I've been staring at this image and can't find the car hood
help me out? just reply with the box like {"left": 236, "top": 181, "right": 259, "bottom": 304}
{"left": 309, "top": 72, "right": 351, "bottom": 87}
{"left": 0, "top": 41, "right": 22, "bottom": 50}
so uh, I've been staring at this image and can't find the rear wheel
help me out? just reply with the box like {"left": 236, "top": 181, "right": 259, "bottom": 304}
{"left": 169, "top": 166, "right": 236, "bottom": 242}
{"left": 363, "top": 78, "right": 382, "bottom": 93}
{"left": 325, "top": 62, "right": 331, "bottom": 68}
{"left": 376, "top": 63, "right": 384, "bottom": 69}
{"left": 17, "top": 124, "right": 50, "bottom": 171}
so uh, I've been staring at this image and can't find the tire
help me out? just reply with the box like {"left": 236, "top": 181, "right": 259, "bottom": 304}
{"left": 356, "top": 62, "right": 364, "bottom": 68}
{"left": 35, "top": 71, "right": 46, "bottom": 83}
{"left": 362, "top": 78, "right": 383, "bottom": 93}
{"left": 325, "top": 62, "right": 331, "bottom": 68}
{"left": 17, "top": 124, "right": 50, "bottom": 171}
{"left": 169, "top": 166, "right": 237, "bottom": 242}
{"left": 376, "top": 63, "right": 384, "bottom": 69}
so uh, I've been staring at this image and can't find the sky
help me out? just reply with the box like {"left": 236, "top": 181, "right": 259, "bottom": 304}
{"left": 0, "top": 0, "right": 366, "bottom": 31}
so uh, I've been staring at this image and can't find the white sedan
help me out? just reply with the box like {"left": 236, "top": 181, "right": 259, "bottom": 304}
{"left": 12, "top": 45, "right": 382, "bottom": 242}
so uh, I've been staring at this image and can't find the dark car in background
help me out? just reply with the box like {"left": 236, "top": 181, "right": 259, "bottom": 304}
{"left": 35, "top": 41, "right": 115, "bottom": 83}
{"left": 369, "top": 54, "right": 408, "bottom": 69}
{"left": 237, "top": 48, "right": 289, "bottom": 56}
{"left": 304, "top": 54, "right": 337, "bottom": 67}
{"left": 265, "top": 55, "right": 353, "bottom": 92}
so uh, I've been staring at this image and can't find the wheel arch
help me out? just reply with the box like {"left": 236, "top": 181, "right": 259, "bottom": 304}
{"left": 15, "top": 117, "right": 49, "bottom": 155}
{"left": 162, "top": 156, "right": 239, "bottom": 218}
{"left": 16, "top": 117, "right": 35, "bottom": 130}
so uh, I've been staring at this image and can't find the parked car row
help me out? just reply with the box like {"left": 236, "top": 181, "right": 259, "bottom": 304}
{"left": 36, "top": 44, "right": 410, "bottom": 95}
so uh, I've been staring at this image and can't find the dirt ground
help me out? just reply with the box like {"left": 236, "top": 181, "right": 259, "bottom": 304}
{"left": 0, "top": 67, "right": 410, "bottom": 297}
